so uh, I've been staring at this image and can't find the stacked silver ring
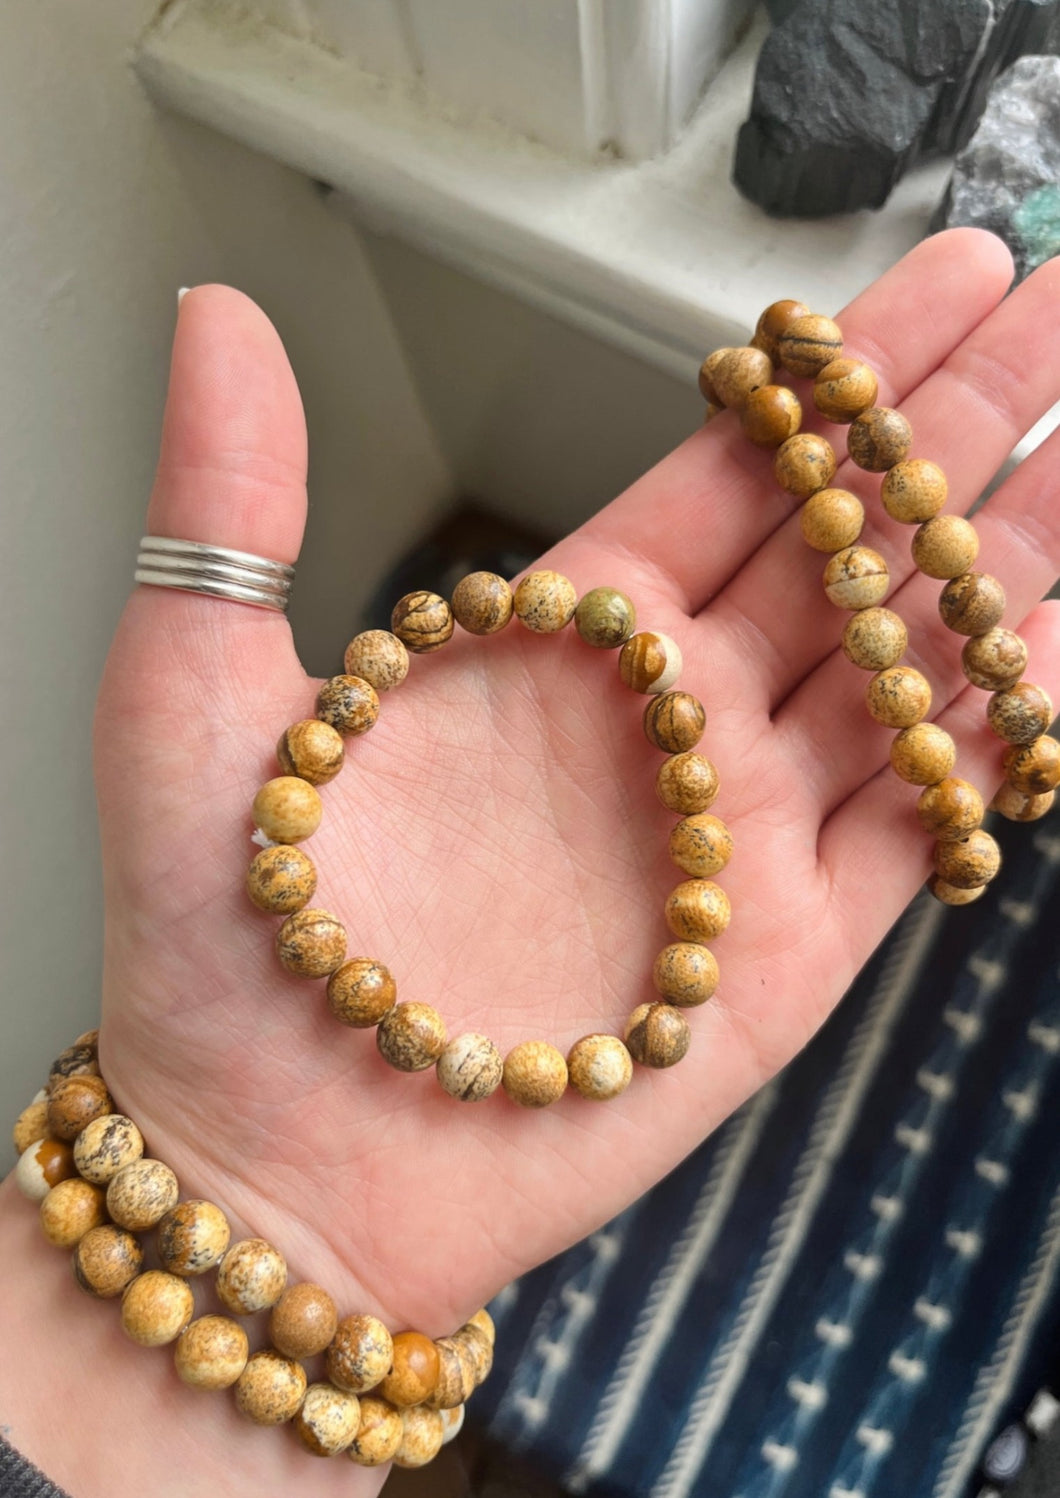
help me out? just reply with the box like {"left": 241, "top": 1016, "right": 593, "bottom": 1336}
{"left": 134, "top": 536, "right": 294, "bottom": 613}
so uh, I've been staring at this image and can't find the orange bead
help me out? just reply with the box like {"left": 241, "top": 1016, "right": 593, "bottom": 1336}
{"left": 380, "top": 1332, "right": 441, "bottom": 1408}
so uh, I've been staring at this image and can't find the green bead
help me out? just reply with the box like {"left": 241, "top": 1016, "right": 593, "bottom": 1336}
{"left": 574, "top": 587, "right": 636, "bottom": 649}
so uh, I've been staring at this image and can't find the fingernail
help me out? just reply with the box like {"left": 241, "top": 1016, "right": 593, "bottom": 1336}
{"left": 177, "top": 287, "right": 191, "bottom": 305}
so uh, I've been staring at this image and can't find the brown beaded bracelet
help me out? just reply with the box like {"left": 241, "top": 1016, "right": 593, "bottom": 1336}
{"left": 699, "top": 303, "right": 1057, "bottom": 907}
{"left": 246, "top": 570, "right": 734, "bottom": 1106}
{"left": 13, "top": 1031, "right": 492, "bottom": 1469}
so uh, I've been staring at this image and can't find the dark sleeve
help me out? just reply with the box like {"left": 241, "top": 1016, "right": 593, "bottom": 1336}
{"left": 0, "top": 1436, "right": 73, "bottom": 1498}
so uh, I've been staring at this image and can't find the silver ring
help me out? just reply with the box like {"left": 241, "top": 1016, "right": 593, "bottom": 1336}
{"left": 135, "top": 536, "right": 294, "bottom": 613}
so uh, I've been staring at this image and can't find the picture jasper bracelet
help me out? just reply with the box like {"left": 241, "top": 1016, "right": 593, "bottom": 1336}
{"left": 247, "top": 569, "right": 734, "bottom": 1107}
{"left": 13, "top": 1032, "right": 493, "bottom": 1469}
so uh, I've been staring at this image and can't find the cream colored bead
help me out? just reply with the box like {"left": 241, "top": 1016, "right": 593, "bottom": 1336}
{"left": 394, "top": 1406, "right": 445, "bottom": 1469}
{"left": 326, "top": 1314, "right": 394, "bottom": 1395}
{"left": 566, "top": 1035, "right": 634, "bottom": 1101}
{"left": 502, "top": 1040, "right": 568, "bottom": 1108}
{"left": 121, "top": 1270, "right": 195, "bottom": 1347}
{"left": 348, "top": 1397, "right": 404, "bottom": 1466}
{"left": 216, "top": 1238, "right": 288, "bottom": 1314}
{"left": 174, "top": 1315, "right": 249, "bottom": 1389}
{"left": 513, "top": 570, "right": 577, "bottom": 633}
{"left": 865, "top": 667, "right": 932, "bottom": 729}
{"left": 436, "top": 1032, "right": 504, "bottom": 1102}
{"left": 619, "top": 632, "right": 683, "bottom": 694}
{"left": 343, "top": 629, "right": 410, "bottom": 691}
{"left": 16, "top": 1138, "right": 75, "bottom": 1202}
{"left": 664, "top": 879, "right": 731, "bottom": 943}
{"left": 800, "top": 488, "right": 865, "bottom": 553}
{"left": 157, "top": 1199, "right": 231, "bottom": 1276}
{"left": 991, "top": 784, "right": 1056, "bottom": 822}
{"left": 72, "top": 1114, "right": 144, "bottom": 1185}
{"left": 235, "top": 1350, "right": 308, "bottom": 1425}
{"left": 823, "top": 547, "right": 890, "bottom": 610}
{"left": 295, "top": 1383, "right": 362, "bottom": 1456}
{"left": 252, "top": 776, "right": 322, "bottom": 844}
{"left": 106, "top": 1159, "right": 179, "bottom": 1230}
{"left": 441, "top": 1404, "right": 466, "bottom": 1445}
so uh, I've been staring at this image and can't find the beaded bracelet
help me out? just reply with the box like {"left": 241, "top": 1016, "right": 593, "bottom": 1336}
{"left": 246, "top": 570, "right": 734, "bottom": 1106}
{"left": 12, "top": 1032, "right": 493, "bottom": 1469}
{"left": 698, "top": 302, "right": 1058, "bottom": 906}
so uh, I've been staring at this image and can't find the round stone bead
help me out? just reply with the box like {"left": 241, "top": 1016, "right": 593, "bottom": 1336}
{"left": 295, "top": 1383, "right": 362, "bottom": 1456}
{"left": 697, "top": 348, "right": 726, "bottom": 404}
{"left": 276, "top": 908, "right": 347, "bottom": 978}
{"left": 619, "top": 632, "right": 683, "bottom": 694}
{"left": 962, "top": 628, "right": 1028, "bottom": 692}
{"left": 16, "top": 1137, "right": 75, "bottom": 1202}
{"left": 625, "top": 1004, "right": 691, "bottom": 1069}
{"left": 643, "top": 692, "right": 705, "bottom": 753}
{"left": 991, "top": 784, "right": 1056, "bottom": 822}
{"left": 865, "top": 667, "right": 932, "bottom": 729}
{"left": 911, "top": 515, "right": 980, "bottom": 579}
{"left": 73, "top": 1114, "right": 144, "bottom": 1184}
{"left": 315, "top": 675, "right": 379, "bottom": 737}
{"left": 566, "top": 1035, "right": 634, "bottom": 1101}
{"left": 889, "top": 723, "right": 957, "bottom": 786}
{"left": 456, "top": 1323, "right": 493, "bottom": 1385}
{"left": 441, "top": 1405, "right": 466, "bottom": 1445}
{"left": 13, "top": 1098, "right": 50, "bottom": 1155}
{"left": 429, "top": 1339, "right": 477, "bottom": 1409}
{"left": 575, "top": 586, "right": 637, "bottom": 649}
{"left": 656, "top": 752, "right": 720, "bottom": 814}
{"left": 740, "top": 385, "right": 802, "bottom": 448}
{"left": 121, "top": 1270, "right": 195, "bottom": 1347}
{"left": 708, "top": 347, "right": 774, "bottom": 408}
{"left": 513, "top": 570, "right": 578, "bottom": 633}
{"left": 665, "top": 879, "right": 731, "bottom": 943}
{"left": 669, "top": 813, "right": 733, "bottom": 878}
{"left": 377, "top": 1002, "right": 448, "bottom": 1072}
{"left": 451, "top": 571, "right": 514, "bottom": 635}
{"left": 847, "top": 407, "right": 912, "bottom": 471}
{"left": 778, "top": 314, "right": 843, "bottom": 377}
{"left": 394, "top": 1406, "right": 445, "bottom": 1470}
{"left": 343, "top": 629, "right": 410, "bottom": 690}
{"left": 392, "top": 591, "right": 454, "bottom": 653}
{"left": 823, "top": 546, "right": 890, "bottom": 610}
{"left": 174, "top": 1315, "right": 249, "bottom": 1389}
{"left": 987, "top": 682, "right": 1053, "bottom": 745}
{"left": 813, "top": 357, "right": 878, "bottom": 422}
{"left": 47, "top": 1076, "right": 113, "bottom": 1142}
{"left": 253, "top": 777, "right": 322, "bottom": 844}
{"left": 928, "top": 876, "right": 988, "bottom": 906}
{"left": 235, "top": 1350, "right": 307, "bottom": 1425}
{"left": 1003, "top": 735, "right": 1060, "bottom": 794}
{"left": 217, "top": 1238, "right": 287, "bottom": 1314}
{"left": 246, "top": 845, "right": 317, "bottom": 915}
{"left": 48, "top": 1042, "right": 101, "bottom": 1090}
{"left": 774, "top": 433, "right": 837, "bottom": 499}
{"left": 73, "top": 1028, "right": 100, "bottom": 1052}
{"left": 880, "top": 459, "right": 948, "bottom": 524}
{"left": 269, "top": 1283, "right": 338, "bottom": 1359}
{"left": 653, "top": 942, "right": 720, "bottom": 1006}
{"left": 800, "top": 488, "right": 865, "bottom": 552}
{"left": 276, "top": 719, "right": 344, "bottom": 784}
{"left": 841, "top": 608, "right": 908, "bottom": 671}
{"left": 349, "top": 1397, "right": 405, "bottom": 1466}
{"left": 436, "top": 1032, "right": 504, "bottom": 1102}
{"left": 933, "top": 829, "right": 1002, "bottom": 889}
{"left": 39, "top": 1178, "right": 106, "bottom": 1246}
{"left": 467, "top": 1307, "right": 495, "bottom": 1346}
{"left": 73, "top": 1224, "right": 143, "bottom": 1298}
{"left": 327, "top": 958, "right": 397, "bottom": 1028}
{"left": 106, "top": 1159, "right": 179, "bottom": 1230}
{"left": 916, "top": 778, "right": 985, "bottom": 841}
{"left": 157, "top": 1200, "right": 231, "bottom": 1276}
{"left": 751, "top": 299, "right": 809, "bottom": 363}
{"left": 938, "top": 572, "right": 1006, "bottom": 636}
{"left": 380, "top": 1331, "right": 441, "bottom": 1407}
{"left": 501, "top": 1040, "right": 568, "bottom": 1108}
{"left": 327, "top": 1314, "right": 394, "bottom": 1396}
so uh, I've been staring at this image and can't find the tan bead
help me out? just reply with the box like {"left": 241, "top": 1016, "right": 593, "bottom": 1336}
{"left": 619, "top": 631, "right": 683, "bottom": 694}
{"left": 252, "top": 776, "right": 322, "bottom": 844}
{"left": 467, "top": 1307, "right": 496, "bottom": 1346}
{"left": 276, "top": 719, "right": 344, "bottom": 784}
{"left": 823, "top": 546, "right": 890, "bottom": 610}
{"left": 451, "top": 571, "right": 514, "bottom": 636}
{"left": 709, "top": 347, "right": 774, "bottom": 409}
{"left": 697, "top": 348, "right": 728, "bottom": 405}
{"left": 889, "top": 723, "right": 957, "bottom": 786}
{"left": 928, "top": 876, "right": 988, "bottom": 906}
{"left": 991, "top": 783, "right": 1056, "bottom": 822}
{"left": 502, "top": 1040, "right": 568, "bottom": 1108}
{"left": 938, "top": 572, "right": 1006, "bottom": 636}
{"left": 295, "top": 1383, "right": 362, "bottom": 1456}
{"left": 813, "top": 357, "right": 878, "bottom": 422}
{"left": 665, "top": 879, "right": 731, "bottom": 942}
{"left": 47, "top": 1075, "right": 113, "bottom": 1142}
{"left": 316, "top": 675, "right": 380, "bottom": 737}
{"left": 74, "top": 1028, "right": 100, "bottom": 1052}
{"left": 652, "top": 942, "right": 720, "bottom": 1006}
{"left": 865, "top": 666, "right": 932, "bottom": 729}
{"left": 440, "top": 1405, "right": 466, "bottom": 1445}
{"left": 380, "top": 1331, "right": 441, "bottom": 1407}
{"left": 348, "top": 1396, "right": 404, "bottom": 1466}
{"left": 656, "top": 751, "right": 720, "bottom": 814}
{"left": 566, "top": 1035, "right": 634, "bottom": 1101}
{"left": 246, "top": 844, "right": 317, "bottom": 915}
{"left": 800, "top": 488, "right": 865, "bottom": 553}
{"left": 73, "top": 1224, "right": 143, "bottom": 1298}
{"left": 174, "top": 1315, "right": 249, "bottom": 1389}
{"left": 343, "top": 628, "right": 410, "bottom": 690}
{"left": 16, "top": 1137, "right": 75, "bottom": 1202}
{"left": 987, "top": 682, "right": 1054, "bottom": 745}
{"left": 455, "top": 1323, "right": 493, "bottom": 1385}
{"left": 933, "top": 830, "right": 1002, "bottom": 889}
{"left": 847, "top": 407, "right": 912, "bottom": 471}
{"left": 392, "top": 590, "right": 454, "bottom": 653}
{"left": 39, "top": 1178, "right": 106, "bottom": 1246}
{"left": 269, "top": 1283, "right": 338, "bottom": 1359}
{"left": 575, "top": 586, "right": 637, "bottom": 649}
{"left": 428, "top": 1339, "right": 477, "bottom": 1409}
{"left": 912, "top": 515, "right": 980, "bottom": 579}
{"left": 394, "top": 1406, "right": 445, "bottom": 1469}
{"left": 13, "top": 1099, "right": 50, "bottom": 1155}
{"left": 740, "top": 385, "right": 802, "bottom": 448}
{"left": 326, "top": 1314, "right": 394, "bottom": 1396}
{"left": 880, "top": 460, "right": 948, "bottom": 524}
{"left": 436, "top": 1032, "right": 504, "bottom": 1102}
{"left": 916, "top": 777, "right": 985, "bottom": 841}
{"left": 121, "top": 1270, "right": 195, "bottom": 1347}
{"left": 841, "top": 608, "right": 908, "bottom": 671}
{"left": 377, "top": 1001, "right": 448, "bottom": 1072}
{"left": 961, "top": 628, "right": 1028, "bottom": 692}
{"left": 513, "top": 569, "right": 578, "bottom": 633}
{"left": 48, "top": 1041, "right": 101, "bottom": 1091}
{"left": 72, "top": 1114, "right": 144, "bottom": 1184}
{"left": 778, "top": 314, "right": 843, "bottom": 377}
{"left": 625, "top": 1003, "right": 691, "bottom": 1069}
{"left": 106, "top": 1159, "right": 179, "bottom": 1230}
{"left": 327, "top": 957, "right": 396, "bottom": 1028}
{"left": 751, "top": 300, "right": 810, "bottom": 363}
{"left": 235, "top": 1350, "right": 307, "bottom": 1425}
{"left": 157, "top": 1199, "right": 231, "bottom": 1276}
{"left": 774, "top": 433, "right": 837, "bottom": 499}
{"left": 276, "top": 908, "right": 347, "bottom": 978}
{"left": 643, "top": 692, "right": 705, "bottom": 753}
{"left": 217, "top": 1238, "right": 287, "bottom": 1314}
{"left": 1004, "top": 735, "right": 1060, "bottom": 794}
{"left": 669, "top": 813, "right": 733, "bottom": 878}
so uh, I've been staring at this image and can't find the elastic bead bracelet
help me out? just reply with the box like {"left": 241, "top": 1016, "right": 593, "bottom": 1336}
{"left": 12, "top": 1031, "right": 493, "bottom": 1469}
{"left": 246, "top": 569, "right": 734, "bottom": 1107}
